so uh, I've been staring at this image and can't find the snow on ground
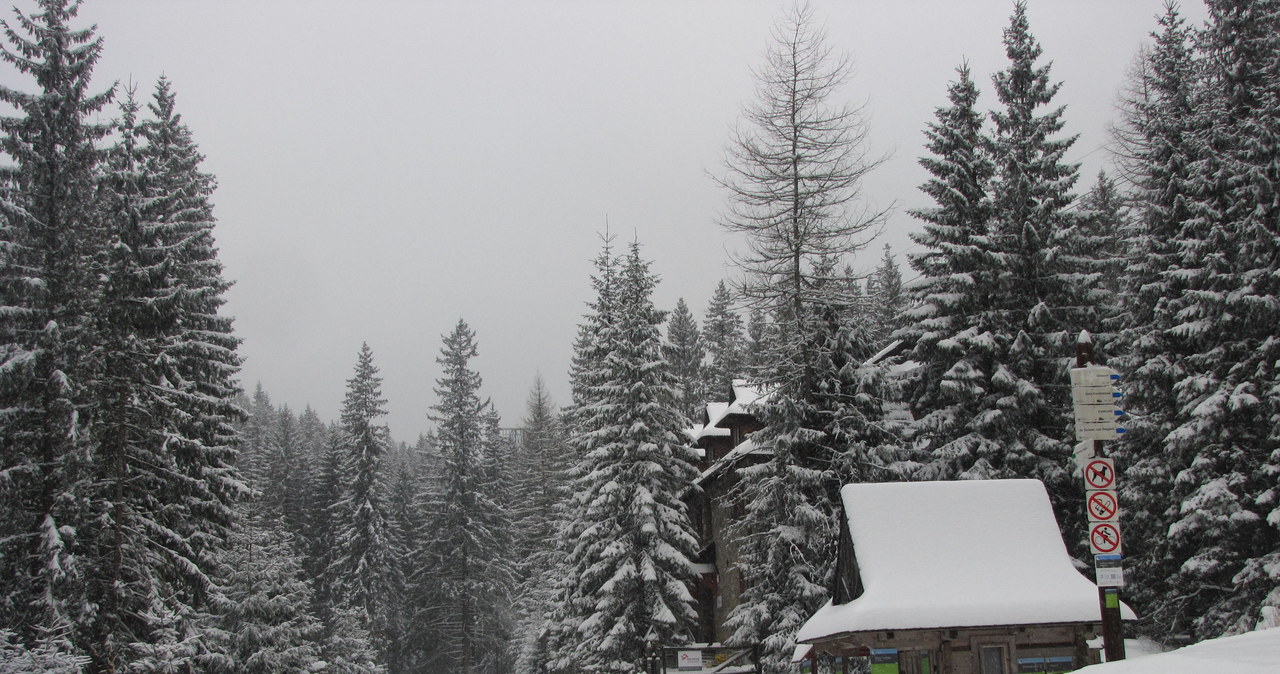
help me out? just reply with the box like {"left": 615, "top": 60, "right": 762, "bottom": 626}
{"left": 1077, "top": 628, "right": 1280, "bottom": 673}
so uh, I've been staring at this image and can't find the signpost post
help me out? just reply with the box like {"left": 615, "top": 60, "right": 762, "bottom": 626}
{"left": 1073, "top": 332, "right": 1126, "bottom": 662}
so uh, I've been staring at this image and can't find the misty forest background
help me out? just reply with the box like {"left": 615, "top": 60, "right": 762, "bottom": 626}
{"left": 2, "top": 0, "right": 1280, "bottom": 673}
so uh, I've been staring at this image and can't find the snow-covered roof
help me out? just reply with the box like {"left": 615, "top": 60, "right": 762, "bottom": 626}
{"left": 798, "top": 479, "right": 1135, "bottom": 642}
{"left": 693, "top": 437, "right": 771, "bottom": 487}
{"left": 709, "top": 379, "right": 767, "bottom": 429}
{"left": 694, "top": 402, "right": 731, "bottom": 441}
{"left": 1077, "top": 627, "right": 1280, "bottom": 674}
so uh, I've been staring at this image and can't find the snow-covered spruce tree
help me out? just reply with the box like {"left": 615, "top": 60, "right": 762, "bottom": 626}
{"left": 664, "top": 297, "right": 706, "bottom": 421}
{"left": 1106, "top": 3, "right": 1202, "bottom": 640}
{"left": 0, "top": 629, "right": 86, "bottom": 673}
{"left": 480, "top": 406, "right": 519, "bottom": 674}
{"left": 899, "top": 62, "right": 999, "bottom": 480}
{"left": 510, "top": 377, "right": 572, "bottom": 674}
{"left": 542, "top": 239, "right": 622, "bottom": 674}
{"left": 0, "top": 0, "right": 112, "bottom": 652}
{"left": 79, "top": 88, "right": 175, "bottom": 669}
{"left": 1158, "top": 0, "right": 1280, "bottom": 639}
{"left": 419, "top": 320, "right": 516, "bottom": 673}
{"left": 202, "top": 508, "right": 324, "bottom": 674}
{"left": 742, "top": 308, "right": 774, "bottom": 380}
{"left": 726, "top": 266, "right": 906, "bottom": 674}
{"left": 311, "top": 422, "right": 348, "bottom": 613}
{"left": 74, "top": 75, "right": 245, "bottom": 671}
{"left": 383, "top": 438, "right": 424, "bottom": 673}
{"left": 137, "top": 75, "right": 244, "bottom": 527}
{"left": 563, "top": 234, "right": 620, "bottom": 444}
{"left": 510, "top": 376, "right": 570, "bottom": 567}
{"left": 239, "top": 385, "right": 277, "bottom": 486}
{"left": 309, "top": 424, "right": 384, "bottom": 673}
{"left": 296, "top": 404, "right": 332, "bottom": 557}
{"left": 923, "top": 2, "right": 1090, "bottom": 525}
{"left": 128, "top": 79, "right": 245, "bottom": 613}
{"left": 547, "top": 242, "right": 700, "bottom": 674}
{"left": 1074, "top": 171, "right": 1127, "bottom": 302}
{"left": 864, "top": 244, "right": 906, "bottom": 347}
{"left": 716, "top": 1, "right": 886, "bottom": 391}
{"left": 701, "top": 280, "right": 744, "bottom": 402}
{"left": 330, "top": 343, "right": 399, "bottom": 658}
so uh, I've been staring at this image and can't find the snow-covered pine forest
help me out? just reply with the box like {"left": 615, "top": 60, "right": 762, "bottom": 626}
{"left": 1, "top": 0, "right": 1278, "bottom": 672}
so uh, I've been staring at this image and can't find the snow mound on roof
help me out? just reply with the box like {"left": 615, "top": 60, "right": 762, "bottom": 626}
{"left": 799, "top": 479, "right": 1134, "bottom": 641}
{"left": 1077, "top": 628, "right": 1280, "bottom": 673}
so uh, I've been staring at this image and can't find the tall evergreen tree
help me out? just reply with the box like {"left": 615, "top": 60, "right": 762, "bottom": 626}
{"left": 510, "top": 377, "right": 572, "bottom": 674}
{"left": 1158, "top": 0, "right": 1280, "bottom": 638}
{"left": 330, "top": 344, "right": 398, "bottom": 657}
{"left": 726, "top": 266, "right": 905, "bottom": 674}
{"left": 0, "top": 0, "right": 112, "bottom": 652}
{"left": 547, "top": 242, "right": 700, "bottom": 674}
{"left": 1107, "top": 2, "right": 1202, "bottom": 640}
{"left": 701, "top": 281, "right": 744, "bottom": 401}
{"left": 900, "top": 62, "right": 999, "bottom": 480}
{"left": 563, "top": 235, "right": 620, "bottom": 449}
{"left": 202, "top": 509, "right": 324, "bottom": 674}
{"left": 742, "top": 308, "right": 773, "bottom": 378}
{"left": 664, "top": 297, "right": 706, "bottom": 421}
{"left": 866, "top": 244, "right": 906, "bottom": 346}
{"left": 976, "top": 0, "right": 1094, "bottom": 537}
{"left": 420, "top": 320, "right": 516, "bottom": 674}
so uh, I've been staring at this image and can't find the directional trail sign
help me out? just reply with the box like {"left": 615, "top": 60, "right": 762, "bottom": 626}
{"left": 1089, "top": 521, "right": 1122, "bottom": 555}
{"left": 1070, "top": 366, "right": 1126, "bottom": 439}
{"left": 1084, "top": 459, "right": 1116, "bottom": 491}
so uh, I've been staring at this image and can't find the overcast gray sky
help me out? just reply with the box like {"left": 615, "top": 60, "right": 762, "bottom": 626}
{"left": 10, "top": 0, "right": 1207, "bottom": 441}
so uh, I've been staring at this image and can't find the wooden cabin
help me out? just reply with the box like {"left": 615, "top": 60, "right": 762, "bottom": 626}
{"left": 797, "top": 480, "right": 1134, "bottom": 674}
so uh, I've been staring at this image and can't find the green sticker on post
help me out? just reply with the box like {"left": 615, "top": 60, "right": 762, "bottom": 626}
{"left": 1104, "top": 589, "right": 1120, "bottom": 609}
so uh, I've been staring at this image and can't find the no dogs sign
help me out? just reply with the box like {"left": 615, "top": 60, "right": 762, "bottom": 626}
{"left": 1084, "top": 458, "right": 1116, "bottom": 490}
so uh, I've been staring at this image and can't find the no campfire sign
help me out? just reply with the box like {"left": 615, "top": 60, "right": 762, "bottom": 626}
{"left": 1086, "top": 489, "right": 1120, "bottom": 522}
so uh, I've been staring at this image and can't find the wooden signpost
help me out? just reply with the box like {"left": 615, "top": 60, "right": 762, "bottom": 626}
{"left": 1073, "top": 332, "right": 1126, "bottom": 663}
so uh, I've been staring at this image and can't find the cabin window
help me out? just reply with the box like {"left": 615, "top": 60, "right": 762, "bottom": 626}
{"left": 978, "top": 645, "right": 1007, "bottom": 674}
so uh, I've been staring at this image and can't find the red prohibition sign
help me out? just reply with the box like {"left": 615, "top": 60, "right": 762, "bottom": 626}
{"left": 1085, "top": 459, "right": 1116, "bottom": 490}
{"left": 1090, "top": 523, "right": 1121, "bottom": 554}
{"left": 1088, "top": 491, "right": 1119, "bottom": 521}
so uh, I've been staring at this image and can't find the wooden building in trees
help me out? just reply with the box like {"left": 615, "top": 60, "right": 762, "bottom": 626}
{"left": 796, "top": 480, "right": 1134, "bottom": 674}
{"left": 687, "top": 380, "right": 771, "bottom": 644}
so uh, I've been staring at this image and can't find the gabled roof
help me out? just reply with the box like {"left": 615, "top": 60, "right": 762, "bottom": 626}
{"left": 711, "top": 379, "right": 768, "bottom": 429}
{"left": 693, "top": 402, "right": 731, "bottom": 442}
{"left": 798, "top": 479, "right": 1134, "bottom": 642}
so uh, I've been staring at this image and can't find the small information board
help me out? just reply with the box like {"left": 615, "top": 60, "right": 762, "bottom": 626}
{"left": 870, "top": 648, "right": 899, "bottom": 674}
{"left": 1095, "top": 554, "right": 1125, "bottom": 587}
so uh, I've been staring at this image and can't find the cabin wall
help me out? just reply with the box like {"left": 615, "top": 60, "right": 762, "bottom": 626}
{"left": 812, "top": 623, "right": 1099, "bottom": 674}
